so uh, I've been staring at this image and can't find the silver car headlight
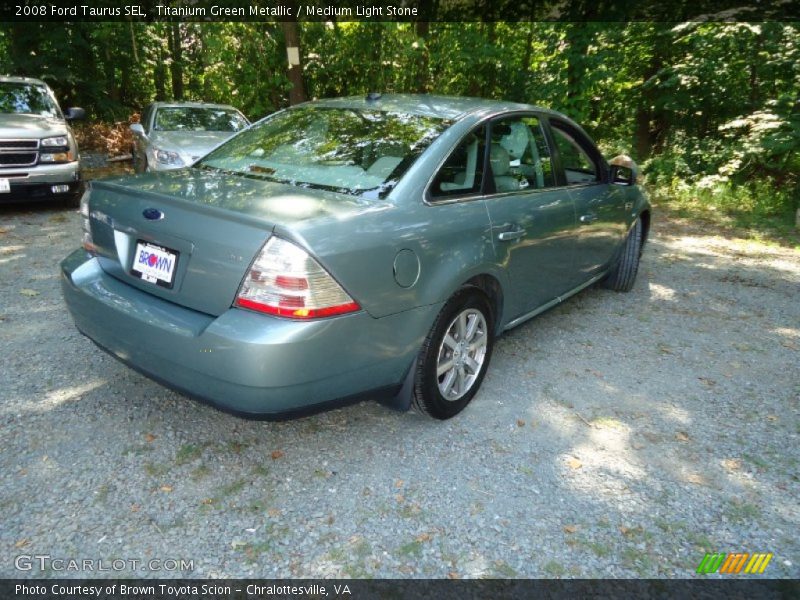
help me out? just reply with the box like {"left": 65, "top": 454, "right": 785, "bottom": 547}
{"left": 154, "top": 148, "right": 184, "bottom": 166}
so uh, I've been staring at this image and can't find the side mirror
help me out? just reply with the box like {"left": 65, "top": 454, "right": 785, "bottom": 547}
{"left": 64, "top": 107, "right": 86, "bottom": 121}
{"left": 130, "top": 123, "right": 146, "bottom": 137}
{"left": 609, "top": 154, "right": 638, "bottom": 186}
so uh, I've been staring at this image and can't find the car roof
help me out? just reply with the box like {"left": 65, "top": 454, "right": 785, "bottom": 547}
{"left": 149, "top": 101, "right": 242, "bottom": 112}
{"left": 306, "top": 93, "right": 564, "bottom": 121}
{"left": 0, "top": 76, "right": 49, "bottom": 87}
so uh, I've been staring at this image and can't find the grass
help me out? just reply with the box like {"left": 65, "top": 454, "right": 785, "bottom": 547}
{"left": 94, "top": 484, "right": 110, "bottom": 504}
{"left": 175, "top": 443, "right": 203, "bottom": 465}
{"left": 648, "top": 182, "right": 800, "bottom": 249}
{"left": 725, "top": 500, "right": 762, "bottom": 523}
{"left": 241, "top": 541, "right": 273, "bottom": 563}
{"left": 686, "top": 530, "right": 714, "bottom": 550}
{"left": 191, "top": 464, "right": 211, "bottom": 480}
{"left": 492, "top": 560, "right": 518, "bottom": 577}
{"left": 585, "top": 540, "right": 612, "bottom": 558}
{"left": 621, "top": 546, "right": 657, "bottom": 577}
{"left": 252, "top": 464, "right": 270, "bottom": 478}
{"left": 742, "top": 452, "right": 771, "bottom": 471}
{"left": 121, "top": 444, "right": 154, "bottom": 457}
{"left": 352, "top": 539, "right": 372, "bottom": 559}
{"left": 226, "top": 440, "right": 249, "bottom": 454}
{"left": 143, "top": 462, "right": 170, "bottom": 477}
{"left": 542, "top": 560, "right": 567, "bottom": 577}
{"left": 219, "top": 479, "right": 247, "bottom": 498}
{"left": 397, "top": 540, "right": 423, "bottom": 558}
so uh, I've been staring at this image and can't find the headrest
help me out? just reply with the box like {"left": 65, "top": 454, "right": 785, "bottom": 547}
{"left": 490, "top": 143, "right": 511, "bottom": 176}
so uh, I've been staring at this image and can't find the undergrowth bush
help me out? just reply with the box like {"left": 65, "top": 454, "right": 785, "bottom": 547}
{"left": 72, "top": 115, "right": 138, "bottom": 156}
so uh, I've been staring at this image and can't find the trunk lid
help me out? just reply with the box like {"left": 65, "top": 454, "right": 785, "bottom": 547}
{"left": 87, "top": 168, "right": 382, "bottom": 316}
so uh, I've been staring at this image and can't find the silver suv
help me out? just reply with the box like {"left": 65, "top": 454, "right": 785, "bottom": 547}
{"left": 0, "top": 76, "right": 85, "bottom": 205}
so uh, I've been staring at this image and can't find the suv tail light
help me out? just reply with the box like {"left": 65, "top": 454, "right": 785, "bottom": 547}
{"left": 235, "top": 237, "right": 360, "bottom": 319}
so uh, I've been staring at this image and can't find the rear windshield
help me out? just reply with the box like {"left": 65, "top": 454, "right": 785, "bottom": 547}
{"left": 0, "top": 82, "right": 61, "bottom": 118}
{"left": 196, "top": 106, "right": 451, "bottom": 198}
{"left": 154, "top": 107, "right": 248, "bottom": 132}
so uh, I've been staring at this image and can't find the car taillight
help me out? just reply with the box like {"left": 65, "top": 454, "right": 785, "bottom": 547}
{"left": 79, "top": 189, "right": 96, "bottom": 254}
{"left": 235, "top": 237, "right": 360, "bottom": 319}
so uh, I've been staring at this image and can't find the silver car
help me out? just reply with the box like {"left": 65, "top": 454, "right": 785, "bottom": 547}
{"left": 130, "top": 102, "right": 249, "bottom": 173}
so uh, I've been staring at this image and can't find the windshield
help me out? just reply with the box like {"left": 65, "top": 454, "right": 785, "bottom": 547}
{"left": 196, "top": 106, "right": 451, "bottom": 197}
{"left": 0, "top": 82, "right": 61, "bottom": 118}
{"left": 154, "top": 107, "right": 248, "bottom": 132}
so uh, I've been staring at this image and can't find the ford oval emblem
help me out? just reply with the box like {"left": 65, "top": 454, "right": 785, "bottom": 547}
{"left": 142, "top": 208, "right": 163, "bottom": 221}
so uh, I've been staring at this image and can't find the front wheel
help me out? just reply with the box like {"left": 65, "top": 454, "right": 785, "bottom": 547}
{"left": 412, "top": 289, "right": 494, "bottom": 419}
{"left": 602, "top": 217, "right": 643, "bottom": 292}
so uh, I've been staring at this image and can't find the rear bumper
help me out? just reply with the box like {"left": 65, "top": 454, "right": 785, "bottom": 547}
{"left": 60, "top": 249, "right": 438, "bottom": 417}
{"left": 0, "top": 161, "right": 82, "bottom": 203}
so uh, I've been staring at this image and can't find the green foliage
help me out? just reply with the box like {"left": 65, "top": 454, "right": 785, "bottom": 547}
{"left": 0, "top": 20, "right": 796, "bottom": 222}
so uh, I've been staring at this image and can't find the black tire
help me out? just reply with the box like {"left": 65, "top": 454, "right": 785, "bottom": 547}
{"left": 133, "top": 150, "right": 147, "bottom": 174}
{"left": 602, "top": 217, "right": 643, "bottom": 292}
{"left": 63, "top": 182, "right": 84, "bottom": 209}
{"left": 412, "top": 288, "right": 494, "bottom": 419}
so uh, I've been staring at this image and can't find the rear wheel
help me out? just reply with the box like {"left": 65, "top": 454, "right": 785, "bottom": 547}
{"left": 602, "top": 217, "right": 642, "bottom": 292}
{"left": 412, "top": 289, "right": 494, "bottom": 419}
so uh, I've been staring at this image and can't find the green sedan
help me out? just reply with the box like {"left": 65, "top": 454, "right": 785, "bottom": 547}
{"left": 61, "top": 94, "right": 650, "bottom": 420}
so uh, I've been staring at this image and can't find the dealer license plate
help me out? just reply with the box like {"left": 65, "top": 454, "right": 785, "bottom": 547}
{"left": 131, "top": 241, "right": 178, "bottom": 288}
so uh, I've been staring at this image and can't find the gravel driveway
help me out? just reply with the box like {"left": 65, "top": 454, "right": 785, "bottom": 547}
{"left": 1, "top": 199, "right": 798, "bottom": 579}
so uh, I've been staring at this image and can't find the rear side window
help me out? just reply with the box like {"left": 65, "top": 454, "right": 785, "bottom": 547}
{"left": 488, "top": 116, "right": 555, "bottom": 192}
{"left": 550, "top": 124, "right": 600, "bottom": 185}
{"left": 429, "top": 125, "right": 487, "bottom": 200}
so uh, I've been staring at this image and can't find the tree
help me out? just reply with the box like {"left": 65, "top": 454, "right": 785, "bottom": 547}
{"left": 281, "top": 19, "right": 306, "bottom": 105}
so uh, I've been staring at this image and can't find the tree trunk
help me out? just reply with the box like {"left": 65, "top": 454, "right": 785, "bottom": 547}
{"left": 486, "top": 22, "right": 497, "bottom": 96}
{"left": 565, "top": 24, "right": 592, "bottom": 119}
{"left": 154, "top": 41, "right": 167, "bottom": 101}
{"left": 414, "top": 21, "right": 430, "bottom": 93}
{"left": 634, "top": 24, "right": 670, "bottom": 160}
{"left": 749, "top": 28, "right": 762, "bottom": 109}
{"left": 281, "top": 20, "right": 307, "bottom": 105}
{"left": 169, "top": 22, "right": 184, "bottom": 100}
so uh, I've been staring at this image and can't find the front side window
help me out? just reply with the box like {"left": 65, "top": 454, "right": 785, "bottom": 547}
{"left": 154, "top": 107, "right": 248, "bottom": 132}
{"left": 551, "top": 124, "right": 599, "bottom": 185}
{"left": 198, "top": 107, "right": 451, "bottom": 198}
{"left": 0, "top": 82, "right": 60, "bottom": 118}
{"left": 429, "top": 125, "right": 487, "bottom": 200}
{"left": 489, "top": 116, "right": 555, "bottom": 192}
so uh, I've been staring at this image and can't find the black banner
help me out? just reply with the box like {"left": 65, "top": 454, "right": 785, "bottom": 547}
{"left": 1, "top": 0, "right": 799, "bottom": 22}
{"left": 2, "top": 579, "right": 799, "bottom": 600}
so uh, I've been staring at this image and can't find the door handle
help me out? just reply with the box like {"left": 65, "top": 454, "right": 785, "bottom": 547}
{"left": 497, "top": 228, "right": 526, "bottom": 242}
{"left": 579, "top": 213, "right": 598, "bottom": 224}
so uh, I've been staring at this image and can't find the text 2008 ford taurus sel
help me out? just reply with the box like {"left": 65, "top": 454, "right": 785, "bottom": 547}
{"left": 61, "top": 94, "right": 650, "bottom": 420}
